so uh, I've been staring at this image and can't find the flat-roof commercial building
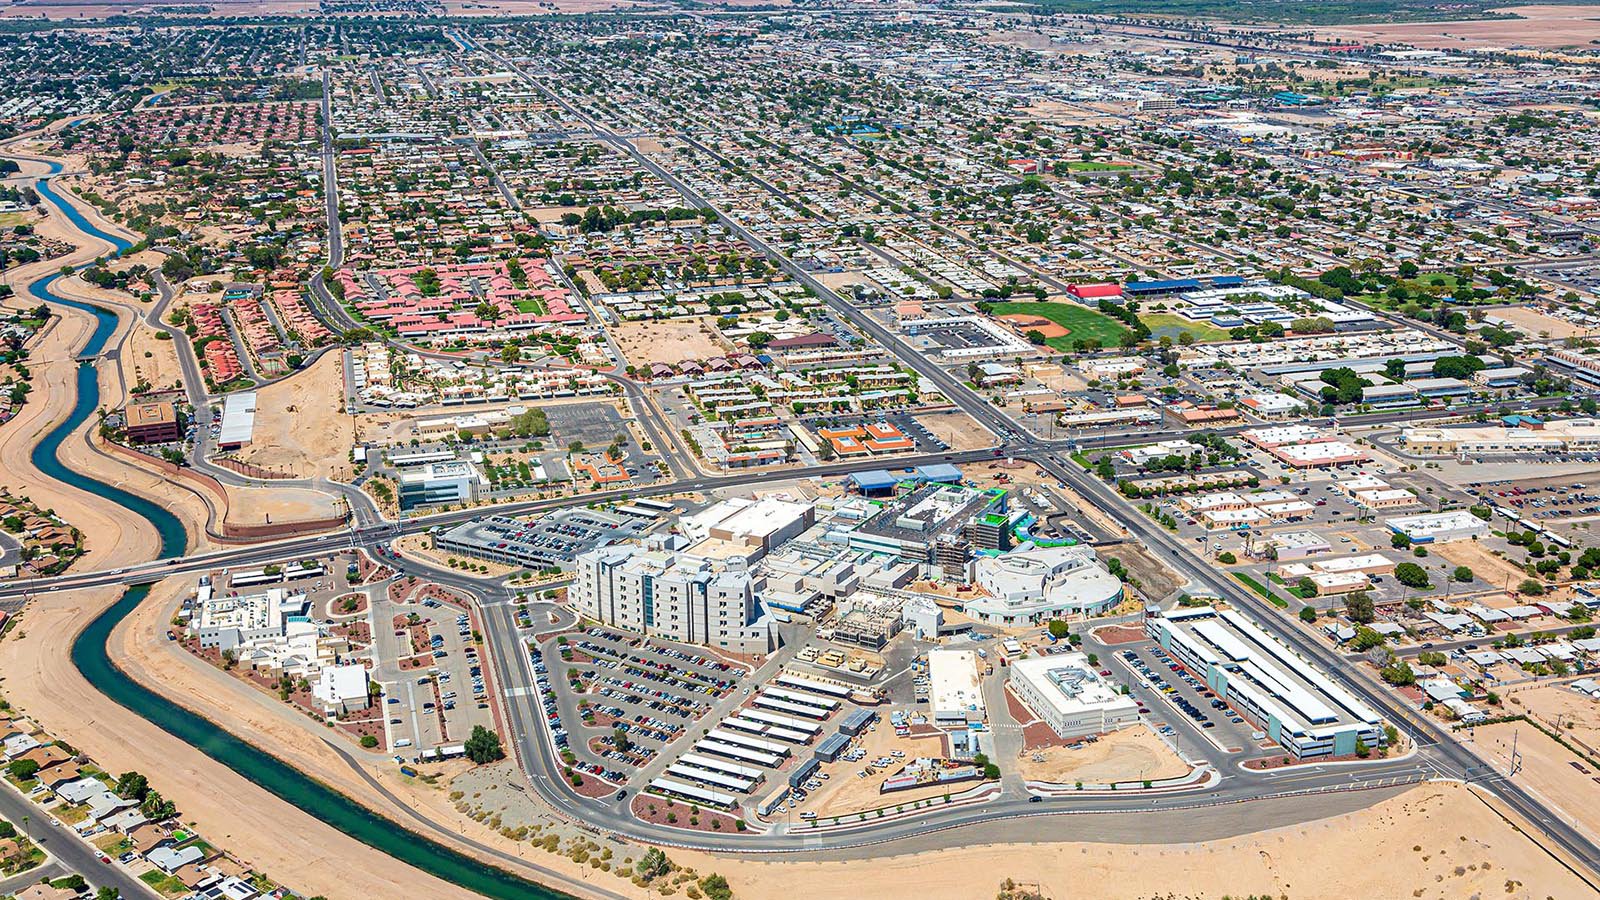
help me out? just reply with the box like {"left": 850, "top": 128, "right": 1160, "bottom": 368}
{"left": 572, "top": 544, "right": 773, "bottom": 653}
{"left": 1008, "top": 653, "right": 1139, "bottom": 739}
{"left": 1402, "top": 419, "right": 1600, "bottom": 457}
{"left": 433, "top": 508, "right": 649, "bottom": 569}
{"left": 928, "top": 648, "right": 985, "bottom": 725}
{"left": 398, "top": 461, "right": 486, "bottom": 510}
{"left": 966, "top": 545, "right": 1124, "bottom": 624}
{"left": 1385, "top": 510, "right": 1490, "bottom": 544}
{"left": 1270, "top": 531, "right": 1331, "bottom": 561}
{"left": 124, "top": 400, "right": 182, "bottom": 444}
{"left": 217, "top": 391, "right": 257, "bottom": 449}
{"left": 1147, "top": 607, "right": 1383, "bottom": 759}
{"left": 1271, "top": 440, "right": 1367, "bottom": 468}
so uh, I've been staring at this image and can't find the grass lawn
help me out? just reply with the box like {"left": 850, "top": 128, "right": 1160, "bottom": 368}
{"left": 141, "top": 870, "right": 189, "bottom": 896}
{"left": 1064, "top": 161, "right": 1133, "bottom": 172}
{"left": 1356, "top": 273, "right": 1479, "bottom": 310}
{"left": 514, "top": 297, "right": 548, "bottom": 315}
{"left": 1139, "top": 313, "right": 1232, "bottom": 343}
{"left": 49, "top": 801, "right": 88, "bottom": 825}
{"left": 1233, "top": 571, "right": 1290, "bottom": 608}
{"left": 94, "top": 833, "right": 133, "bottom": 855}
{"left": 985, "top": 301, "right": 1128, "bottom": 350}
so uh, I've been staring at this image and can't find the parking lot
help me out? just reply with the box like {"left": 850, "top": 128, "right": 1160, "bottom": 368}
{"left": 1105, "top": 641, "right": 1264, "bottom": 759}
{"left": 535, "top": 626, "right": 745, "bottom": 783}
{"left": 375, "top": 593, "right": 497, "bottom": 757}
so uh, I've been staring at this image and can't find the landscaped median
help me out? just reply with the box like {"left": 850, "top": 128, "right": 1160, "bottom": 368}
{"left": 1024, "top": 763, "right": 1219, "bottom": 798}
{"left": 775, "top": 780, "right": 1003, "bottom": 834}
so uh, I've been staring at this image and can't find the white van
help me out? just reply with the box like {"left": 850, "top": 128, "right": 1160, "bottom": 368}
{"left": 394, "top": 738, "right": 413, "bottom": 748}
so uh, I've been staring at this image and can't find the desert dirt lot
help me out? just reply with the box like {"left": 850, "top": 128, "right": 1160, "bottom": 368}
{"left": 1506, "top": 683, "right": 1600, "bottom": 754}
{"left": 1011, "top": 726, "right": 1190, "bottom": 785}
{"left": 1433, "top": 539, "right": 1531, "bottom": 589}
{"left": 1320, "top": 4, "right": 1600, "bottom": 49}
{"left": 230, "top": 351, "right": 354, "bottom": 480}
{"left": 913, "top": 410, "right": 995, "bottom": 451}
{"left": 122, "top": 317, "right": 185, "bottom": 398}
{"left": 610, "top": 316, "right": 730, "bottom": 368}
{"left": 1489, "top": 305, "right": 1600, "bottom": 340}
{"left": 729, "top": 781, "right": 1594, "bottom": 900}
{"left": 791, "top": 726, "right": 953, "bottom": 819}
{"left": 1466, "top": 719, "right": 1600, "bottom": 846}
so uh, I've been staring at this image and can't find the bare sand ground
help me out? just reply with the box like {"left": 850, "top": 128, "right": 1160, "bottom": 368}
{"left": 1466, "top": 720, "right": 1600, "bottom": 846}
{"left": 1012, "top": 727, "right": 1190, "bottom": 784}
{"left": 1492, "top": 305, "right": 1600, "bottom": 339}
{"left": 913, "top": 409, "right": 996, "bottom": 451}
{"left": 1507, "top": 683, "right": 1600, "bottom": 752}
{"left": 1321, "top": 5, "right": 1600, "bottom": 49}
{"left": 1434, "top": 540, "right": 1530, "bottom": 589}
{"left": 231, "top": 352, "right": 354, "bottom": 481}
{"left": 609, "top": 316, "right": 729, "bottom": 368}
{"left": 122, "top": 317, "right": 186, "bottom": 397}
{"left": 728, "top": 782, "right": 1594, "bottom": 900}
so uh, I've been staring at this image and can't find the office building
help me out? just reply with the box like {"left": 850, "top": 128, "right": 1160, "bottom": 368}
{"left": 398, "top": 461, "right": 486, "bottom": 510}
{"left": 571, "top": 545, "right": 773, "bottom": 653}
{"left": 1009, "top": 654, "right": 1139, "bottom": 739}
{"left": 123, "top": 400, "right": 182, "bottom": 444}
{"left": 1147, "top": 607, "right": 1383, "bottom": 759}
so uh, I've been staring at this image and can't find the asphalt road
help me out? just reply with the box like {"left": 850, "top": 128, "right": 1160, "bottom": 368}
{"left": 0, "top": 780, "right": 160, "bottom": 899}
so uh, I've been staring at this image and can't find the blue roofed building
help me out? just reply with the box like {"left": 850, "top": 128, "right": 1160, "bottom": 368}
{"left": 1125, "top": 278, "right": 1202, "bottom": 297}
{"left": 849, "top": 469, "right": 901, "bottom": 496}
{"left": 913, "top": 463, "right": 963, "bottom": 484}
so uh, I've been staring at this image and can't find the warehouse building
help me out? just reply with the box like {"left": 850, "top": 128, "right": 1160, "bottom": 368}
{"left": 1008, "top": 654, "right": 1139, "bottom": 739}
{"left": 1147, "top": 607, "right": 1383, "bottom": 759}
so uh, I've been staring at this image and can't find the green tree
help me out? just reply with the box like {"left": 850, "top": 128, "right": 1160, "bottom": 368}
{"left": 464, "top": 725, "right": 505, "bottom": 764}
{"left": 1047, "top": 619, "right": 1069, "bottom": 640}
{"left": 699, "top": 874, "right": 733, "bottom": 900}
{"left": 638, "top": 847, "right": 671, "bottom": 880}
{"left": 1394, "top": 562, "right": 1430, "bottom": 589}
{"left": 1344, "top": 591, "right": 1375, "bottom": 624}
{"left": 6, "top": 759, "right": 38, "bottom": 780}
{"left": 115, "top": 771, "right": 149, "bottom": 800}
{"left": 1452, "top": 566, "right": 1474, "bottom": 583}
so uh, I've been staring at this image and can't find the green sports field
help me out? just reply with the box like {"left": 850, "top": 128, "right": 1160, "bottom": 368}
{"left": 986, "top": 301, "right": 1129, "bottom": 350}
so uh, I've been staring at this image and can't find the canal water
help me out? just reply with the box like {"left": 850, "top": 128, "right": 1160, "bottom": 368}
{"left": 25, "top": 160, "right": 567, "bottom": 900}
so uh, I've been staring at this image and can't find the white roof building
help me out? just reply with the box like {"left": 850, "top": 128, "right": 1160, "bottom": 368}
{"left": 967, "top": 545, "right": 1125, "bottom": 624}
{"left": 1386, "top": 510, "right": 1490, "bottom": 544}
{"left": 312, "top": 663, "right": 371, "bottom": 715}
{"left": 1008, "top": 653, "right": 1139, "bottom": 740}
{"left": 928, "top": 648, "right": 985, "bottom": 724}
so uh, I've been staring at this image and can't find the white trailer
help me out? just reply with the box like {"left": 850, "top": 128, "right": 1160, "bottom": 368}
{"left": 743, "top": 709, "right": 822, "bottom": 734}
{"left": 667, "top": 764, "right": 754, "bottom": 793}
{"left": 649, "top": 777, "right": 737, "bottom": 808}
{"left": 696, "top": 739, "right": 782, "bottom": 768}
